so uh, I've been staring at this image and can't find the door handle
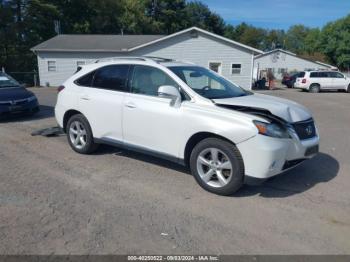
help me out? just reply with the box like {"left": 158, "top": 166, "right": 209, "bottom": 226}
{"left": 80, "top": 95, "right": 90, "bottom": 101}
{"left": 125, "top": 102, "right": 137, "bottom": 109}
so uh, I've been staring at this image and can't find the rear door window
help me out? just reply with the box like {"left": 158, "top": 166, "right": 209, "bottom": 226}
{"left": 310, "top": 72, "right": 319, "bottom": 78}
{"left": 319, "top": 72, "right": 329, "bottom": 78}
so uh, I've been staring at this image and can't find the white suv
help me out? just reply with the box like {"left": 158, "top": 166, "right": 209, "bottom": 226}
{"left": 295, "top": 70, "right": 350, "bottom": 93}
{"left": 55, "top": 57, "right": 319, "bottom": 195}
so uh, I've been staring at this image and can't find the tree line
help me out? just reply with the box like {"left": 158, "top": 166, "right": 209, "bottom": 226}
{"left": 1, "top": 0, "right": 349, "bottom": 79}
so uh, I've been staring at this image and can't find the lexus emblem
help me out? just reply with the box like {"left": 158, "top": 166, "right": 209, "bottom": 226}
{"left": 305, "top": 125, "right": 313, "bottom": 136}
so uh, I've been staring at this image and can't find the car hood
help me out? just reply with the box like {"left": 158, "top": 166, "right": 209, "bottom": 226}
{"left": 213, "top": 93, "right": 312, "bottom": 123}
{"left": 0, "top": 87, "right": 34, "bottom": 101}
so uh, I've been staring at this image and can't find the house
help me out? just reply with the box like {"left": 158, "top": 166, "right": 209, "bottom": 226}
{"left": 31, "top": 27, "right": 263, "bottom": 89}
{"left": 253, "top": 49, "right": 337, "bottom": 80}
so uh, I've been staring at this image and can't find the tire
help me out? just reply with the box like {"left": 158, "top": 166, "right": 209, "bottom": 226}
{"left": 309, "top": 84, "right": 320, "bottom": 93}
{"left": 66, "top": 114, "right": 99, "bottom": 154}
{"left": 347, "top": 84, "right": 350, "bottom": 93}
{"left": 189, "top": 138, "right": 244, "bottom": 196}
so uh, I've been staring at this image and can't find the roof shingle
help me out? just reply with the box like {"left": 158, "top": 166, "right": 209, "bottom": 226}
{"left": 31, "top": 34, "right": 165, "bottom": 52}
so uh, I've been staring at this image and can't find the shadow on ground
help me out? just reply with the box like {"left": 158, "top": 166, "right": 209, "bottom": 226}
{"left": 94, "top": 144, "right": 190, "bottom": 174}
{"left": 94, "top": 146, "right": 338, "bottom": 197}
{"left": 235, "top": 152, "right": 339, "bottom": 198}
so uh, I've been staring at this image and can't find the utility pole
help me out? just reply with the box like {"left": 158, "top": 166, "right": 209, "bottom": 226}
{"left": 152, "top": 0, "right": 157, "bottom": 18}
{"left": 54, "top": 20, "right": 61, "bottom": 35}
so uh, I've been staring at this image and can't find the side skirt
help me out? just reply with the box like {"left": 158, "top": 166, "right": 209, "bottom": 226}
{"left": 94, "top": 137, "right": 186, "bottom": 166}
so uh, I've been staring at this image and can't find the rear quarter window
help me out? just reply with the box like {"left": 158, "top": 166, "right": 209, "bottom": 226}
{"left": 92, "top": 65, "right": 130, "bottom": 91}
{"left": 319, "top": 72, "right": 329, "bottom": 78}
{"left": 75, "top": 71, "right": 95, "bottom": 86}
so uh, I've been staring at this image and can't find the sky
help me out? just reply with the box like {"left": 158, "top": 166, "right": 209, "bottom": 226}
{"left": 199, "top": 0, "right": 350, "bottom": 30}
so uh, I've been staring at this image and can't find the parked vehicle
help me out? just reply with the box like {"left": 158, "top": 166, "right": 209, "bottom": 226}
{"left": 282, "top": 72, "right": 301, "bottom": 88}
{"left": 55, "top": 57, "right": 319, "bottom": 195}
{"left": 295, "top": 71, "right": 350, "bottom": 93}
{"left": 0, "top": 72, "right": 39, "bottom": 118}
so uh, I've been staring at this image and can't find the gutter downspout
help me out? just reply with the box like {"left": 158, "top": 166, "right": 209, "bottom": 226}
{"left": 250, "top": 52, "right": 254, "bottom": 90}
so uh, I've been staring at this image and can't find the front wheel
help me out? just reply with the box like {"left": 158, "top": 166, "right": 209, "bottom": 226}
{"left": 190, "top": 138, "right": 244, "bottom": 195}
{"left": 67, "top": 114, "right": 99, "bottom": 154}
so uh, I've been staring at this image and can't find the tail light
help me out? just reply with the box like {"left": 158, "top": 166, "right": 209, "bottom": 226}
{"left": 57, "top": 85, "right": 65, "bottom": 93}
{"left": 302, "top": 79, "right": 307, "bottom": 84}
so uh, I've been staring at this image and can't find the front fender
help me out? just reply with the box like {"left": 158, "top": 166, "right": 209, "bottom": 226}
{"left": 178, "top": 102, "right": 258, "bottom": 158}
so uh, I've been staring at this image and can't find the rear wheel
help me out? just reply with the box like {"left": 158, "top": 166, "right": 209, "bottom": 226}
{"left": 190, "top": 138, "right": 244, "bottom": 195}
{"left": 309, "top": 84, "right": 320, "bottom": 93}
{"left": 67, "top": 114, "right": 99, "bottom": 154}
{"left": 347, "top": 84, "right": 350, "bottom": 93}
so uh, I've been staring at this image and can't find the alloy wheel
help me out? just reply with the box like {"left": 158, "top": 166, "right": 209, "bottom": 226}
{"left": 69, "top": 120, "right": 87, "bottom": 150}
{"left": 196, "top": 148, "right": 233, "bottom": 188}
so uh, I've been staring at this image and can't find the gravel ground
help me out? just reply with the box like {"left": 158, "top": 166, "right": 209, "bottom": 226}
{"left": 0, "top": 87, "right": 349, "bottom": 255}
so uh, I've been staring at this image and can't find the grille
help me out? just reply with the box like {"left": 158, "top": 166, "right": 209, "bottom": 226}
{"left": 282, "top": 159, "right": 306, "bottom": 170}
{"left": 0, "top": 98, "right": 29, "bottom": 106}
{"left": 305, "top": 145, "right": 319, "bottom": 156}
{"left": 292, "top": 119, "right": 316, "bottom": 140}
{"left": 12, "top": 99, "right": 29, "bottom": 105}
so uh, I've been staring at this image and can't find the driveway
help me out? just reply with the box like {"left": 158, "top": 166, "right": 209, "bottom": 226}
{"left": 0, "top": 87, "right": 349, "bottom": 254}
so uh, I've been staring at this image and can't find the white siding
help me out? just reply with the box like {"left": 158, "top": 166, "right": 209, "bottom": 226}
{"left": 36, "top": 31, "right": 255, "bottom": 88}
{"left": 131, "top": 32, "right": 254, "bottom": 89}
{"left": 37, "top": 51, "right": 123, "bottom": 86}
{"left": 254, "top": 51, "right": 329, "bottom": 80}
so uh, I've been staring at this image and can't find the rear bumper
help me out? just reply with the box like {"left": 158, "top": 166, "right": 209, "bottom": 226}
{"left": 237, "top": 133, "right": 319, "bottom": 180}
{"left": 294, "top": 82, "right": 309, "bottom": 90}
{"left": 54, "top": 103, "right": 65, "bottom": 129}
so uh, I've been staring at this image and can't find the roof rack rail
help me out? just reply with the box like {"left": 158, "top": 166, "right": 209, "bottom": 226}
{"left": 95, "top": 56, "right": 176, "bottom": 64}
{"left": 143, "top": 56, "right": 175, "bottom": 63}
{"left": 95, "top": 56, "right": 148, "bottom": 63}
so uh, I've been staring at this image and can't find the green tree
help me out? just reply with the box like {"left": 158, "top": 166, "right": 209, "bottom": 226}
{"left": 303, "top": 28, "right": 321, "bottom": 54}
{"left": 285, "top": 24, "right": 310, "bottom": 53}
{"left": 184, "top": 1, "right": 225, "bottom": 34}
{"left": 119, "top": 0, "right": 156, "bottom": 34}
{"left": 319, "top": 14, "right": 350, "bottom": 69}
{"left": 224, "top": 23, "right": 267, "bottom": 50}
{"left": 145, "top": 0, "right": 187, "bottom": 34}
{"left": 0, "top": 1, "right": 17, "bottom": 70}
{"left": 263, "top": 29, "right": 285, "bottom": 50}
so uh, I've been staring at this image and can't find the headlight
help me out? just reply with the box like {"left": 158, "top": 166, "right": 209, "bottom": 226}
{"left": 253, "top": 120, "right": 290, "bottom": 139}
{"left": 27, "top": 96, "right": 37, "bottom": 102}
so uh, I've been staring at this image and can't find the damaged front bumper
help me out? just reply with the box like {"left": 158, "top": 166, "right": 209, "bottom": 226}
{"left": 237, "top": 133, "right": 319, "bottom": 183}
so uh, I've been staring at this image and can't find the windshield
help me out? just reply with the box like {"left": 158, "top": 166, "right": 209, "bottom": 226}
{"left": 0, "top": 73, "right": 20, "bottom": 88}
{"left": 168, "top": 66, "right": 250, "bottom": 99}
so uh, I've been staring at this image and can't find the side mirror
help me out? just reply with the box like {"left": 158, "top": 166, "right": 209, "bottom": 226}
{"left": 158, "top": 85, "right": 181, "bottom": 107}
